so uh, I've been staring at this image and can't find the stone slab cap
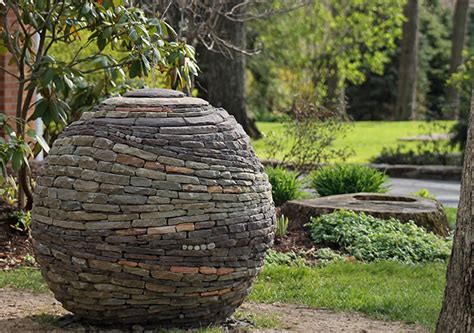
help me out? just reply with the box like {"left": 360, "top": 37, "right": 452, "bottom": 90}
{"left": 102, "top": 88, "right": 209, "bottom": 108}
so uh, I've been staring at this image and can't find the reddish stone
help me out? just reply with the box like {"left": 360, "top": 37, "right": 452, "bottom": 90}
{"left": 144, "top": 161, "right": 165, "bottom": 171}
{"left": 117, "top": 154, "right": 145, "bottom": 167}
{"left": 166, "top": 165, "right": 194, "bottom": 174}
{"left": 216, "top": 267, "right": 234, "bottom": 275}
{"left": 118, "top": 260, "right": 138, "bottom": 267}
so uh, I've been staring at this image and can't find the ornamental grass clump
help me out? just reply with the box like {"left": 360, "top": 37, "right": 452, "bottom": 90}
{"left": 310, "top": 164, "right": 387, "bottom": 196}
{"left": 265, "top": 166, "right": 304, "bottom": 206}
{"left": 308, "top": 210, "right": 452, "bottom": 263}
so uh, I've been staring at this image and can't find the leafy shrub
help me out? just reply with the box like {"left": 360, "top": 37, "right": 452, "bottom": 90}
{"left": 265, "top": 166, "right": 303, "bottom": 206}
{"left": 314, "top": 248, "right": 344, "bottom": 265}
{"left": 308, "top": 210, "right": 452, "bottom": 263}
{"left": 264, "top": 249, "right": 307, "bottom": 266}
{"left": 262, "top": 99, "right": 354, "bottom": 172}
{"left": 275, "top": 215, "right": 289, "bottom": 237}
{"left": 10, "top": 210, "right": 31, "bottom": 233}
{"left": 309, "top": 164, "right": 387, "bottom": 196}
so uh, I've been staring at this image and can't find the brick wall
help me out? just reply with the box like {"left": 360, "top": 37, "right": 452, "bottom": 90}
{"left": 0, "top": 9, "right": 20, "bottom": 122}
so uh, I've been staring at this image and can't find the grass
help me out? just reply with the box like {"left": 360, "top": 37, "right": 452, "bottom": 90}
{"left": 0, "top": 267, "right": 47, "bottom": 293}
{"left": 250, "top": 261, "right": 446, "bottom": 330}
{"left": 0, "top": 261, "right": 446, "bottom": 330}
{"left": 253, "top": 120, "right": 456, "bottom": 163}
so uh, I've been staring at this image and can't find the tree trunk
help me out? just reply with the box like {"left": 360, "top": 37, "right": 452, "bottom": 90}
{"left": 445, "top": 0, "right": 470, "bottom": 120}
{"left": 436, "top": 86, "right": 473, "bottom": 332}
{"left": 395, "top": 0, "right": 419, "bottom": 120}
{"left": 196, "top": 1, "right": 261, "bottom": 139}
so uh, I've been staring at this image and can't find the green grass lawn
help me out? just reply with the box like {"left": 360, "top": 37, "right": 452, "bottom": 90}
{"left": 251, "top": 261, "right": 446, "bottom": 330}
{"left": 253, "top": 121, "right": 456, "bottom": 164}
{"left": 1, "top": 262, "right": 446, "bottom": 331}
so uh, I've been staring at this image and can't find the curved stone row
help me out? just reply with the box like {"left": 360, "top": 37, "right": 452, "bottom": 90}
{"left": 31, "top": 93, "right": 275, "bottom": 327}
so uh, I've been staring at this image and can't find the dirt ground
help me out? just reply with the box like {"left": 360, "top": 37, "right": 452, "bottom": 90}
{"left": 0, "top": 289, "right": 428, "bottom": 333}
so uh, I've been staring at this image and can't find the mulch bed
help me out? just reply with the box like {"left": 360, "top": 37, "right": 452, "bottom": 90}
{"left": 0, "top": 231, "right": 35, "bottom": 271}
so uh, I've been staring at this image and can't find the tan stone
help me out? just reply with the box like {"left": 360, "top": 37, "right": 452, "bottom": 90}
{"left": 147, "top": 226, "right": 176, "bottom": 235}
{"left": 207, "top": 185, "right": 223, "bottom": 193}
{"left": 199, "top": 266, "right": 217, "bottom": 275}
{"left": 176, "top": 223, "right": 195, "bottom": 232}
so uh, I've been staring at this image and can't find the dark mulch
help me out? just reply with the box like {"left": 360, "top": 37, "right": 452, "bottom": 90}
{"left": 0, "top": 231, "right": 35, "bottom": 271}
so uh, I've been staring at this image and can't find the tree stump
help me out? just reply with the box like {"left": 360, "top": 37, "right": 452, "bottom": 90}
{"left": 281, "top": 193, "right": 449, "bottom": 236}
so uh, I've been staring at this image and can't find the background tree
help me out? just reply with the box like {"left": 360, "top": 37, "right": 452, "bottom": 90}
{"left": 0, "top": 0, "right": 197, "bottom": 210}
{"left": 132, "top": 1, "right": 292, "bottom": 138}
{"left": 247, "top": 0, "right": 405, "bottom": 116}
{"left": 436, "top": 85, "right": 473, "bottom": 332}
{"left": 395, "top": 0, "right": 420, "bottom": 120}
{"left": 445, "top": 0, "right": 470, "bottom": 119}
{"left": 195, "top": 0, "right": 261, "bottom": 138}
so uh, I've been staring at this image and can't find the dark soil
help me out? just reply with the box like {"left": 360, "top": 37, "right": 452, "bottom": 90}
{"left": 0, "top": 232, "right": 35, "bottom": 271}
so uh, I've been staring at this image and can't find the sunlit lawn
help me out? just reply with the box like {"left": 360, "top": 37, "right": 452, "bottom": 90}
{"left": 253, "top": 120, "right": 456, "bottom": 163}
{"left": 251, "top": 261, "right": 446, "bottom": 331}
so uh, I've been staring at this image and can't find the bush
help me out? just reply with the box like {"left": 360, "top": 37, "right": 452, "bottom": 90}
{"left": 309, "top": 164, "right": 387, "bottom": 196}
{"left": 308, "top": 210, "right": 452, "bottom": 263}
{"left": 265, "top": 166, "right": 303, "bottom": 206}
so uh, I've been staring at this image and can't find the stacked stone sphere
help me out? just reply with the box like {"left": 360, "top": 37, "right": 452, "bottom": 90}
{"left": 31, "top": 89, "right": 275, "bottom": 327}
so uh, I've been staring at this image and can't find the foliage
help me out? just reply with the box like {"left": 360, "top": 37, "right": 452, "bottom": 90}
{"left": 262, "top": 100, "right": 353, "bottom": 171}
{"left": 345, "top": 1, "right": 452, "bottom": 120}
{"left": 264, "top": 249, "right": 307, "bottom": 267}
{"left": 444, "top": 207, "right": 457, "bottom": 230}
{"left": 247, "top": 0, "right": 405, "bottom": 113}
{"left": 275, "top": 214, "right": 289, "bottom": 238}
{"left": 308, "top": 211, "right": 452, "bottom": 263}
{"left": 10, "top": 210, "right": 31, "bottom": 232}
{"left": 449, "top": 56, "right": 474, "bottom": 151}
{"left": 313, "top": 248, "right": 344, "bottom": 265}
{"left": 414, "top": 188, "right": 435, "bottom": 199}
{"left": 0, "top": 177, "right": 18, "bottom": 207}
{"left": 265, "top": 166, "right": 303, "bottom": 206}
{"left": 309, "top": 165, "right": 387, "bottom": 197}
{"left": 251, "top": 261, "right": 446, "bottom": 330}
{"left": 0, "top": 0, "right": 197, "bottom": 209}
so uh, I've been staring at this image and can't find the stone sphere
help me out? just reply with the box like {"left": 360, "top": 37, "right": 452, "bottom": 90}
{"left": 31, "top": 89, "right": 275, "bottom": 327}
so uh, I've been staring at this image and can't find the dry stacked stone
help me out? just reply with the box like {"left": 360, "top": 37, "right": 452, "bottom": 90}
{"left": 31, "top": 88, "right": 275, "bottom": 327}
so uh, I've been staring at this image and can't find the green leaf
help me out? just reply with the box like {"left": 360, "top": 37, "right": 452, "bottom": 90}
{"left": 11, "top": 150, "right": 23, "bottom": 171}
{"left": 129, "top": 60, "right": 142, "bottom": 78}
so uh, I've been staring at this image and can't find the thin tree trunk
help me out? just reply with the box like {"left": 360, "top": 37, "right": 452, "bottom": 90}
{"left": 395, "top": 0, "right": 419, "bottom": 120}
{"left": 446, "top": 0, "right": 470, "bottom": 120}
{"left": 436, "top": 86, "right": 473, "bottom": 332}
{"left": 196, "top": 1, "right": 261, "bottom": 139}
